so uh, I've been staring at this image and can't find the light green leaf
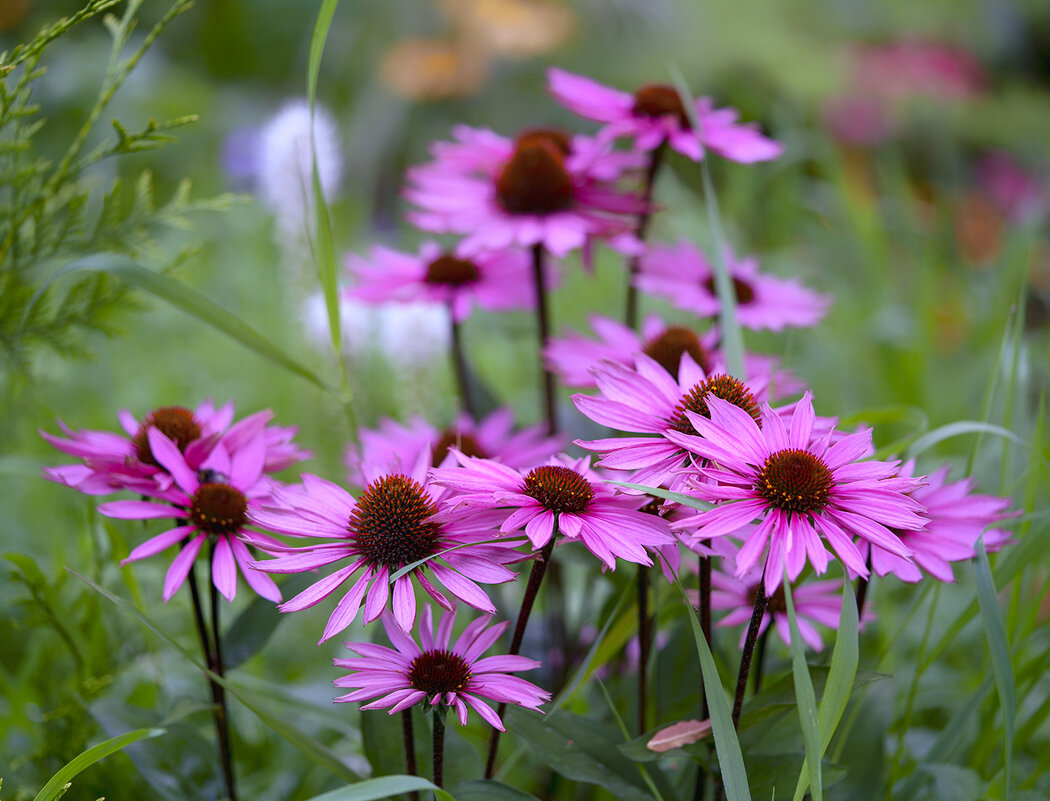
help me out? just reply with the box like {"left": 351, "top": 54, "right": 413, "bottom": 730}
{"left": 905, "top": 421, "right": 1027, "bottom": 460}
{"left": 610, "top": 481, "right": 712, "bottom": 511}
{"left": 782, "top": 577, "right": 822, "bottom": 801}
{"left": 303, "top": 776, "right": 456, "bottom": 801}
{"left": 33, "top": 728, "right": 165, "bottom": 801}
{"left": 793, "top": 579, "right": 858, "bottom": 801}
{"left": 974, "top": 539, "right": 1015, "bottom": 801}
{"left": 670, "top": 573, "right": 751, "bottom": 801}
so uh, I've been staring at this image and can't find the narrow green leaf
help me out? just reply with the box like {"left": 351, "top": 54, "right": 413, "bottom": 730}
{"left": 782, "top": 578, "right": 823, "bottom": 801}
{"left": 669, "top": 572, "right": 751, "bottom": 801}
{"left": 33, "top": 728, "right": 165, "bottom": 801}
{"left": 610, "top": 481, "right": 711, "bottom": 511}
{"left": 451, "top": 779, "right": 539, "bottom": 801}
{"left": 70, "top": 570, "right": 362, "bottom": 784}
{"left": 596, "top": 679, "right": 670, "bottom": 801}
{"left": 974, "top": 539, "right": 1015, "bottom": 801}
{"left": 668, "top": 64, "right": 744, "bottom": 379}
{"left": 389, "top": 538, "right": 514, "bottom": 583}
{"left": 23, "top": 254, "right": 334, "bottom": 391}
{"left": 302, "top": 776, "right": 455, "bottom": 801}
{"left": 793, "top": 579, "right": 858, "bottom": 801}
{"left": 905, "top": 421, "right": 1027, "bottom": 460}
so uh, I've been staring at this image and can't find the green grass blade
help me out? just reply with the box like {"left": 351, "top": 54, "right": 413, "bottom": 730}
{"left": 596, "top": 679, "right": 668, "bottom": 801}
{"left": 668, "top": 64, "right": 745, "bottom": 380}
{"left": 792, "top": 579, "right": 858, "bottom": 801}
{"left": 33, "top": 727, "right": 165, "bottom": 801}
{"left": 610, "top": 481, "right": 712, "bottom": 511}
{"left": 24, "top": 253, "right": 334, "bottom": 391}
{"left": 782, "top": 578, "right": 823, "bottom": 801}
{"left": 670, "top": 571, "right": 751, "bottom": 801}
{"left": 302, "top": 776, "right": 456, "bottom": 801}
{"left": 974, "top": 539, "right": 1015, "bottom": 800}
{"left": 905, "top": 421, "right": 1028, "bottom": 460}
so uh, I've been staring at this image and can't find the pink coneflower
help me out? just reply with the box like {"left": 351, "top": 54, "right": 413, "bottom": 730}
{"left": 707, "top": 560, "right": 860, "bottom": 652}
{"left": 432, "top": 453, "right": 674, "bottom": 568}
{"left": 636, "top": 241, "right": 831, "bottom": 331}
{"left": 860, "top": 460, "right": 1016, "bottom": 583}
{"left": 345, "top": 408, "right": 564, "bottom": 486}
{"left": 248, "top": 455, "right": 520, "bottom": 640}
{"left": 42, "top": 403, "right": 310, "bottom": 495}
{"left": 334, "top": 608, "right": 549, "bottom": 730}
{"left": 405, "top": 126, "right": 643, "bottom": 257}
{"left": 666, "top": 393, "right": 927, "bottom": 595}
{"left": 546, "top": 68, "right": 783, "bottom": 163}
{"left": 345, "top": 242, "right": 542, "bottom": 323}
{"left": 573, "top": 353, "right": 774, "bottom": 489}
{"left": 544, "top": 312, "right": 800, "bottom": 391}
{"left": 96, "top": 430, "right": 283, "bottom": 603}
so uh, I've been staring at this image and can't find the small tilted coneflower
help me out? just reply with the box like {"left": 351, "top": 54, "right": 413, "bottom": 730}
{"left": 431, "top": 454, "right": 674, "bottom": 569}
{"left": 333, "top": 607, "right": 549, "bottom": 730}
{"left": 636, "top": 241, "right": 831, "bottom": 332}
{"left": 96, "top": 431, "right": 284, "bottom": 603}
{"left": 248, "top": 455, "right": 521, "bottom": 640}
{"left": 546, "top": 68, "right": 783, "bottom": 163}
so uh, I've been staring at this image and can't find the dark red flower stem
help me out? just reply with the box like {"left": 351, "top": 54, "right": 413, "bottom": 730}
{"left": 186, "top": 554, "right": 238, "bottom": 801}
{"left": 699, "top": 553, "right": 712, "bottom": 720}
{"left": 855, "top": 553, "right": 873, "bottom": 617}
{"left": 731, "top": 581, "right": 767, "bottom": 729}
{"left": 531, "top": 243, "right": 557, "bottom": 435}
{"left": 208, "top": 544, "right": 237, "bottom": 801}
{"left": 484, "top": 534, "right": 558, "bottom": 778}
{"left": 432, "top": 707, "right": 447, "bottom": 788}
{"left": 402, "top": 710, "right": 420, "bottom": 801}
{"left": 637, "top": 564, "right": 651, "bottom": 735}
{"left": 625, "top": 141, "right": 667, "bottom": 329}
{"left": 449, "top": 314, "right": 475, "bottom": 418}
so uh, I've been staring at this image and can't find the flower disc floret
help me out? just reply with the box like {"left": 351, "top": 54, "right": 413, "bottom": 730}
{"left": 756, "top": 449, "right": 834, "bottom": 515}
{"left": 349, "top": 475, "right": 442, "bottom": 570}
{"left": 515, "top": 127, "right": 572, "bottom": 155}
{"left": 425, "top": 255, "right": 479, "bottom": 286}
{"left": 408, "top": 649, "right": 472, "bottom": 695}
{"left": 522, "top": 465, "right": 594, "bottom": 514}
{"left": 703, "top": 275, "right": 756, "bottom": 304}
{"left": 672, "top": 374, "right": 760, "bottom": 434}
{"left": 642, "top": 326, "right": 712, "bottom": 376}
{"left": 190, "top": 482, "right": 248, "bottom": 535}
{"left": 632, "top": 84, "right": 691, "bottom": 127}
{"left": 431, "top": 430, "right": 487, "bottom": 464}
{"left": 134, "top": 406, "right": 202, "bottom": 466}
{"left": 495, "top": 141, "right": 575, "bottom": 214}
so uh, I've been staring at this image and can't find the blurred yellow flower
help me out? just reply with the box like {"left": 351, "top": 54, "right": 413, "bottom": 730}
{"left": 441, "top": 0, "right": 575, "bottom": 59}
{"left": 380, "top": 38, "right": 486, "bottom": 100}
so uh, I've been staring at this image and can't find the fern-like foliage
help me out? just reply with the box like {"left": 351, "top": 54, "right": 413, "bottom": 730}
{"left": 0, "top": 0, "right": 236, "bottom": 370}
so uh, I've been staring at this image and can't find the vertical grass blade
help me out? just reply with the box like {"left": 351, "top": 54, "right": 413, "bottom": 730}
{"left": 667, "top": 64, "right": 745, "bottom": 380}
{"left": 782, "top": 578, "right": 823, "bottom": 801}
{"left": 671, "top": 573, "right": 751, "bottom": 801}
{"left": 792, "top": 578, "right": 858, "bottom": 801}
{"left": 974, "top": 539, "right": 1015, "bottom": 800}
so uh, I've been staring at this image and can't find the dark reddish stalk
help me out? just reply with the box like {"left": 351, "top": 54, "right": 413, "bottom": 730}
{"left": 484, "top": 535, "right": 558, "bottom": 778}
{"left": 402, "top": 710, "right": 420, "bottom": 801}
{"left": 449, "top": 314, "right": 475, "bottom": 418}
{"left": 432, "top": 707, "right": 447, "bottom": 788}
{"left": 699, "top": 553, "right": 712, "bottom": 719}
{"left": 637, "top": 564, "right": 651, "bottom": 735}
{"left": 531, "top": 243, "right": 557, "bottom": 435}
{"left": 186, "top": 556, "right": 237, "bottom": 801}
{"left": 731, "top": 581, "right": 768, "bottom": 729}
{"left": 208, "top": 544, "right": 237, "bottom": 801}
{"left": 855, "top": 554, "right": 873, "bottom": 617}
{"left": 625, "top": 141, "right": 667, "bottom": 329}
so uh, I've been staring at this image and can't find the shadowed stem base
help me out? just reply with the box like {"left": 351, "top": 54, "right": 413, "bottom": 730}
{"left": 732, "top": 581, "right": 768, "bottom": 729}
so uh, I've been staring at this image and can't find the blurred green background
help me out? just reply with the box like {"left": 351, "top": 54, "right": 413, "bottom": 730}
{"left": 2, "top": 0, "right": 1049, "bottom": 799}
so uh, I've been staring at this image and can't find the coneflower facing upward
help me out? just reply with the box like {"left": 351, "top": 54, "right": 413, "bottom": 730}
{"left": 248, "top": 456, "right": 520, "bottom": 640}
{"left": 667, "top": 393, "right": 928, "bottom": 594}
{"left": 333, "top": 607, "right": 550, "bottom": 730}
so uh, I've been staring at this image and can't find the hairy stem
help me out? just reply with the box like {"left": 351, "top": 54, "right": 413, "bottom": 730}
{"left": 731, "top": 581, "right": 767, "bottom": 729}
{"left": 699, "top": 553, "right": 712, "bottom": 720}
{"left": 432, "top": 707, "right": 447, "bottom": 789}
{"left": 484, "top": 534, "right": 558, "bottom": 778}
{"left": 402, "top": 710, "right": 420, "bottom": 801}
{"left": 637, "top": 564, "right": 651, "bottom": 735}
{"left": 208, "top": 544, "right": 237, "bottom": 801}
